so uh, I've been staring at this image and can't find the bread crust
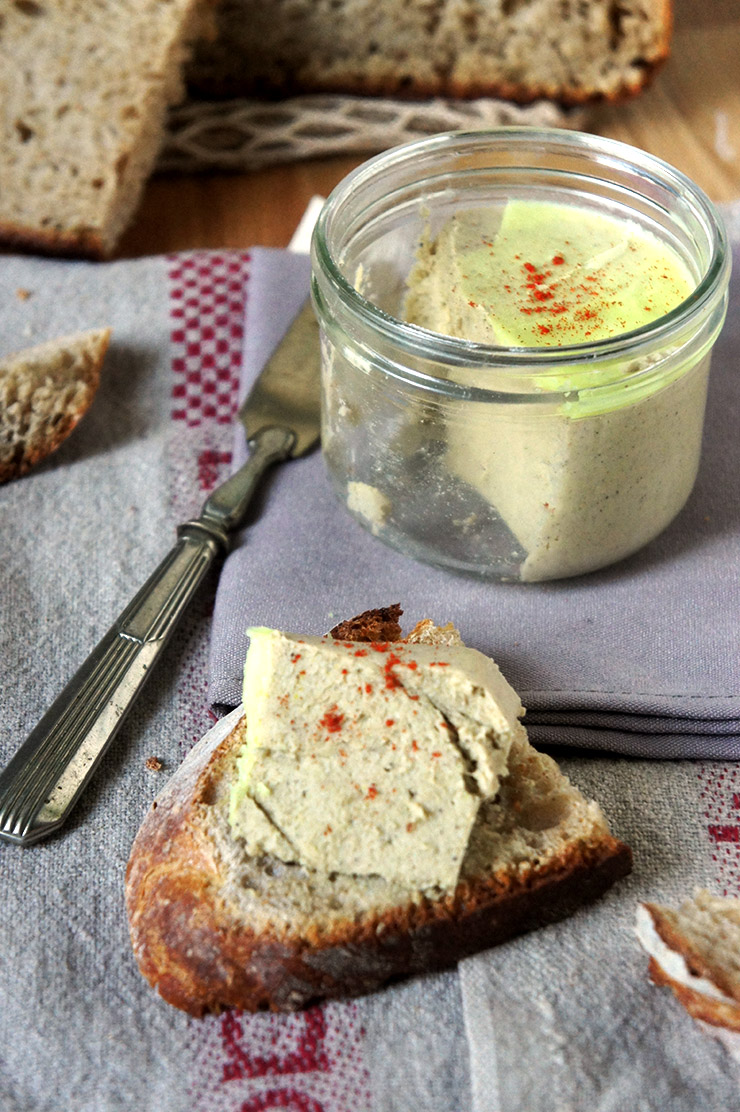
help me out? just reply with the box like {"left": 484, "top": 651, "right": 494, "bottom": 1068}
{"left": 0, "top": 221, "right": 106, "bottom": 262}
{"left": 643, "top": 902, "right": 740, "bottom": 1032}
{"left": 220, "top": 62, "right": 669, "bottom": 108}
{"left": 127, "top": 710, "right": 631, "bottom": 1015}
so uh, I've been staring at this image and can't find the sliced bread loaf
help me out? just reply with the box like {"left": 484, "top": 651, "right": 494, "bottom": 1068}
{"left": 0, "top": 0, "right": 208, "bottom": 258}
{"left": 126, "top": 614, "right": 631, "bottom": 1015}
{"left": 188, "top": 0, "right": 672, "bottom": 103}
{"left": 0, "top": 328, "right": 111, "bottom": 481}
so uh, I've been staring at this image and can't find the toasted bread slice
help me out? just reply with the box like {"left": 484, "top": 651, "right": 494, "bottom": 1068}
{"left": 126, "top": 615, "right": 631, "bottom": 1015}
{"left": 0, "top": 329, "right": 111, "bottom": 482}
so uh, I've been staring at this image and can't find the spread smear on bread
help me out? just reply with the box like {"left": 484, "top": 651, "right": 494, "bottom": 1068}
{"left": 230, "top": 626, "right": 526, "bottom": 891}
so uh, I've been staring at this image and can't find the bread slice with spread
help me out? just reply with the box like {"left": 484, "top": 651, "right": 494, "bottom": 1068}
{"left": 126, "top": 607, "right": 631, "bottom": 1014}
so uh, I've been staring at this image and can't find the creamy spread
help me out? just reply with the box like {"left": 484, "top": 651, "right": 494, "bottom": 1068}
{"left": 346, "top": 480, "right": 391, "bottom": 536}
{"left": 399, "top": 198, "right": 706, "bottom": 580}
{"left": 229, "top": 627, "right": 526, "bottom": 891}
{"left": 405, "top": 200, "right": 694, "bottom": 347}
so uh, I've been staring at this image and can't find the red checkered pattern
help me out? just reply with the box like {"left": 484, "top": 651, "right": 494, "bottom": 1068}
{"left": 186, "top": 1001, "right": 371, "bottom": 1112}
{"left": 698, "top": 765, "right": 740, "bottom": 896}
{"left": 169, "top": 251, "right": 251, "bottom": 426}
{"left": 166, "top": 250, "right": 370, "bottom": 1112}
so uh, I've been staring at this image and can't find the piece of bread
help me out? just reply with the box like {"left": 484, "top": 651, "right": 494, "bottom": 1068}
{"left": 0, "top": 0, "right": 209, "bottom": 259}
{"left": 0, "top": 329, "right": 111, "bottom": 482}
{"left": 126, "top": 611, "right": 631, "bottom": 1015}
{"left": 187, "top": 0, "right": 672, "bottom": 104}
{"left": 636, "top": 892, "right": 740, "bottom": 1046}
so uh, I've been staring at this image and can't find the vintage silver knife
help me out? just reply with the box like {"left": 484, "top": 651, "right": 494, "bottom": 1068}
{"left": 0, "top": 299, "right": 320, "bottom": 846}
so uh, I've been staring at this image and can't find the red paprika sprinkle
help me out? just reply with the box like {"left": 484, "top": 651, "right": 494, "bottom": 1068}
{"left": 552, "top": 255, "right": 565, "bottom": 265}
{"left": 384, "top": 652, "right": 403, "bottom": 690}
{"left": 366, "top": 784, "right": 378, "bottom": 800}
{"left": 319, "top": 706, "right": 344, "bottom": 733}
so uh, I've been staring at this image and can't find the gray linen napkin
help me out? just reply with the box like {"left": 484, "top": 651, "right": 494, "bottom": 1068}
{"left": 209, "top": 219, "right": 740, "bottom": 759}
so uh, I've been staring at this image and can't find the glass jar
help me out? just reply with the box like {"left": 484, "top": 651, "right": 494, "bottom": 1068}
{"left": 310, "top": 129, "right": 730, "bottom": 582}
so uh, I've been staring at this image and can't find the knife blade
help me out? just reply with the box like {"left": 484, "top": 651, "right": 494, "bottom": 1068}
{"left": 0, "top": 298, "right": 321, "bottom": 846}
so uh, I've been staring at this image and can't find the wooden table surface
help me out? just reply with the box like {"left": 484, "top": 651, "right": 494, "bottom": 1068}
{"left": 116, "top": 0, "right": 740, "bottom": 260}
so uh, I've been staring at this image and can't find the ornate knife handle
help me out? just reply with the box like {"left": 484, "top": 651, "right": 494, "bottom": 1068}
{"left": 0, "top": 427, "right": 294, "bottom": 846}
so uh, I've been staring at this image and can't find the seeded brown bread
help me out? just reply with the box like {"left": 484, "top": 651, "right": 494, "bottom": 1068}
{"left": 187, "top": 0, "right": 672, "bottom": 104}
{"left": 126, "top": 613, "right": 631, "bottom": 1015}
{"left": 0, "top": 328, "right": 111, "bottom": 482}
{"left": 0, "top": 0, "right": 210, "bottom": 259}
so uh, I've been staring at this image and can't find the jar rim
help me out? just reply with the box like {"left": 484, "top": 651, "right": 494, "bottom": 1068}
{"left": 312, "top": 128, "right": 731, "bottom": 377}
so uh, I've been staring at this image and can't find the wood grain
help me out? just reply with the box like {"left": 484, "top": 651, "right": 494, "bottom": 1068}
{"left": 115, "top": 13, "right": 740, "bottom": 260}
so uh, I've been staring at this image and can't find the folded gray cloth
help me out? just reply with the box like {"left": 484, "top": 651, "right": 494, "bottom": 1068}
{"left": 209, "top": 224, "right": 740, "bottom": 758}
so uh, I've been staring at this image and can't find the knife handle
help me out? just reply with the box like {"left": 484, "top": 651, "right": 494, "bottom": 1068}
{"left": 0, "top": 427, "right": 294, "bottom": 846}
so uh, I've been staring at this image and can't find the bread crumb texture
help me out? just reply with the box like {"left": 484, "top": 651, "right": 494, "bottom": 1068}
{"left": 188, "top": 0, "right": 672, "bottom": 102}
{"left": 0, "top": 329, "right": 111, "bottom": 481}
{"left": 0, "top": 0, "right": 207, "bottom": 257}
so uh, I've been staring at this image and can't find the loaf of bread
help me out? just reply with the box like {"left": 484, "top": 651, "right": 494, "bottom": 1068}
{"left": 0, "top": 0, "right": 208, "bottom": 259}
{"left": 126, "top": 610, "right": 631, "bottom": 1015}
{"left": 636, "top": 891, "right": 740, "bottom": 1051}
{"left": 0, "top": 329, "right": 111, "bottom": 482}
{"left": 187, "top": 0, "right": 672, "bottom": 103}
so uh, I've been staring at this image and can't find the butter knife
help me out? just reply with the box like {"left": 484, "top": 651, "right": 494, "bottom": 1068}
{"left": 0, "top": 298, "right": 320, "bottom": 846}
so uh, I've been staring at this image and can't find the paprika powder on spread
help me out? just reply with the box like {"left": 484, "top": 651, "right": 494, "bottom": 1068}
{"left": 398, "top": 198, "right": 708, "bottom": 581}
{"left": 404, "top": 199, "right": 694, "bottom": 348}
{"left": 229, "top": 626, "right": 525, "bottom": 891}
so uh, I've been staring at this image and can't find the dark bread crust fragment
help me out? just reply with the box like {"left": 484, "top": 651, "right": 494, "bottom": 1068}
{"left": 329, "top": 603, "right": 403, "bottom": 643}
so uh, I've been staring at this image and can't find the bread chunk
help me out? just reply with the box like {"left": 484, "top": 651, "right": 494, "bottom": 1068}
{"left": 126, "top": 610, "right": 631, "bottom": 1014}
{"left": 0, "top": 329, "right": 111, "bottom": 482}
{"left": 637, "top": 892, "right": 740, "bottom": 1040}
{"left": 188, "top": 0, "right": 672, "bottom": 104}
{"left": 0, "top": 0, "right": 208, "bottom": 258}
